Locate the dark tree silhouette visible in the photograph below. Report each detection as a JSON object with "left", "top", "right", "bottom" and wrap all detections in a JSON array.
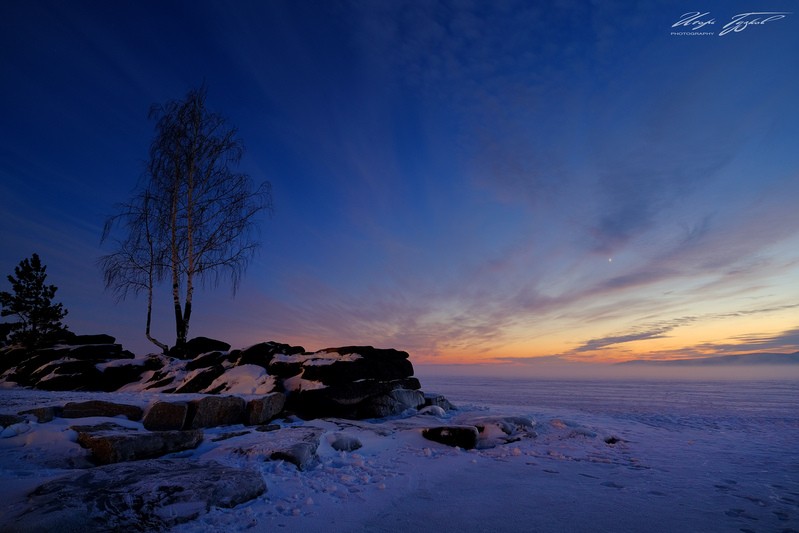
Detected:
[
  {"left": 1, "top": 253, "right": 68, "bottom": 347},
  {"left": 100, "top": 189, "right": 168, "bottom": 353},
  {"left": 101, "top": 86, "right": 272, "bottom": 353}
]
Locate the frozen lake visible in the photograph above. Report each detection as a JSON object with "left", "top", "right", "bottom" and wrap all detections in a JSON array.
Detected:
[{"left": 2, "top": 377, "right": 798, "bottom": 532}]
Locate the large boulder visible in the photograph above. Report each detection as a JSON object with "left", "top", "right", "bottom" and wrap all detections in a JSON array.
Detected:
[
  {"left": 460, "top": 415, "right": 537, "bottom": 449},
  {"left": 73, "top": 422, "right": 203, "bottom": 464},
  {"left": 186, "top": 351, "right": 228, "bottom": 371},
  {"left": 300, "top": 346, "right": 413, "bottom": 385},
  {"left": 272, "top": 346, "right": 423, "bottom": 420},
  {"left": 29, "top": 360, "right": 105, "bottom": 391},
  {"left": 289, "top": 377, "right": 421, "bottom": 419},
  {"left": 170, "top": 336, "right": 231, "bottom": 359},
  {"left": 424, "top": 392, "right": 456, "bottom": 411},
  {"left": 187, "top": 395, "right": 246, "bottom": 428},
  {"left": 174, "top": 365, "right": 226, "bottom": 393},
  {"left": 62, "top": 344, "right": 131, "bottom": 361},
  {"left": 0, "top": 414, "right": 26, "bottom": 428},
  {"left": 202, "top": 365, "right": 278, "bottom": 395},
  {"left": 6, "top": 459, "right": 266, "bottom": 532},
  {"left": 143, "top": 401, "right": 190, "bottom": 431},
  {"left": 422, "top": 425, "right": 479, "bottom": 450},
  {"left": 99, "top": 356, "right": 164, "bottom": 392},
  {"left": 67, "top": 333, "right": 116, "bottom": 345},
  {"left": 245, "top": 392, "right": 286, "bottom": 425},
  {"left": 236, "top": 341, "right": 305, "bottom": 368},
  {"left": 358, "top": 388, "right": 426, "bottom": 418}
]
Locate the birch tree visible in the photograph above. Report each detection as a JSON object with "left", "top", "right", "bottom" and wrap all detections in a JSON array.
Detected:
[{"left": 101, "top": 86, "right": 272, "bottom": 353}]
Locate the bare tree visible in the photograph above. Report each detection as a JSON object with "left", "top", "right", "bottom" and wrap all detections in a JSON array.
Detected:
[
  {"left": 100, "top": 189, "right": 168, "bottom": 353},
  {"left": 101, "top": 86, "right": 272, "bottom": 353}
]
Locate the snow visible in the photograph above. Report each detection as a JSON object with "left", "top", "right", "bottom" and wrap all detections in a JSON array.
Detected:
[
  {"left": 204, "top": 364, "right": 276, "bottom": 395},
  {"left": 272, "top": 351, "right": 363, "bottom": 365},
  {"left": 1, "top": 378, "right": 798, "bottom": 532},
  {"left": 95, "top": 357, "right": 148, "bottom": 370},
  {"left": 283, "top": 373, "right": 328, "bottom": 392}
]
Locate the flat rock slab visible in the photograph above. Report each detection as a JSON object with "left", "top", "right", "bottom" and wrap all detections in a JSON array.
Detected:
[
  {"left": 73, "top": 423, "right": 203, "bottom": 464},
  {"left": 5, "top": 459, "right": 266, "bottom": 532},
  {"left": 61, "top": 400, "right": 143, "bottom": 421}
]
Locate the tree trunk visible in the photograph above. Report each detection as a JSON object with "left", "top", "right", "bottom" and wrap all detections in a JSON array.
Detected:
[
  {"left": 145, "top": 298, "right": 168, "bottom": 354},
  {"left": 170, "top": 165, "right": 184, "bottom": 349},
  {"left": 144, "top": 192, "right": 168, "bottom": 354}
]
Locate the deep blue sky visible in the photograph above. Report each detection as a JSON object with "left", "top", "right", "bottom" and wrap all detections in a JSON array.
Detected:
[{"left": 2, "top": 0, "right": 798, "bottom": 363}]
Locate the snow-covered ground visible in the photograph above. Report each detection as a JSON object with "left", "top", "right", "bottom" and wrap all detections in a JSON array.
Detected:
[{"left": 1, "top": 377, "right": 798, "bottom": 532}]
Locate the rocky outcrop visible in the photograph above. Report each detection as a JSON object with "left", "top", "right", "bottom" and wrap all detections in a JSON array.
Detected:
[
  {"left": 1, "top": 335, "right": 453, "bottom": 422},
  {"left": 72, "top": 422, "right": 203, "bottom": 464},
  {"left": 0, "top": 333, "right": 158, "bottom": 392},
  {"left": 236, "top": 341, "right": 304, "bottom": 368},
  {"left": 8, "top": 459, "right": 266, "bottom": 532}
]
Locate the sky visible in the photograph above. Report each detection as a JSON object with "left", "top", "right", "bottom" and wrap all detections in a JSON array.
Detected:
[{"left": 1, "top": 0, "right": 798, "bottom": 366}]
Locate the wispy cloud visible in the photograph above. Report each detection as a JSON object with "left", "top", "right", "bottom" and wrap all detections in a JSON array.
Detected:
[{"left": 574, "top": 317, "right": 697, "bottom": 352}]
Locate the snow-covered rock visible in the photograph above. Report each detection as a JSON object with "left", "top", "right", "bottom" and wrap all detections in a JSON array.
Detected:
[
  {"left": 422, "top": 425, "right": 480, "bottom": 449},
  {"left": 222, "top": 426, "right": 323, "bottom": 471},
  {"left": 327, "top": 432, "right": 363, "bottom": 452},
  {"left": 72, "top": 422, "right": 203, "bottom": 464},
  {"left": 7, "top": 459, "right": 266, "bottom": 531}
]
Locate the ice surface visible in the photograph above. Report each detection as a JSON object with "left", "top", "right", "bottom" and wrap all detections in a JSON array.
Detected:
[{"left": 1, "top": 378, "right": 798, "bottom": 532}]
